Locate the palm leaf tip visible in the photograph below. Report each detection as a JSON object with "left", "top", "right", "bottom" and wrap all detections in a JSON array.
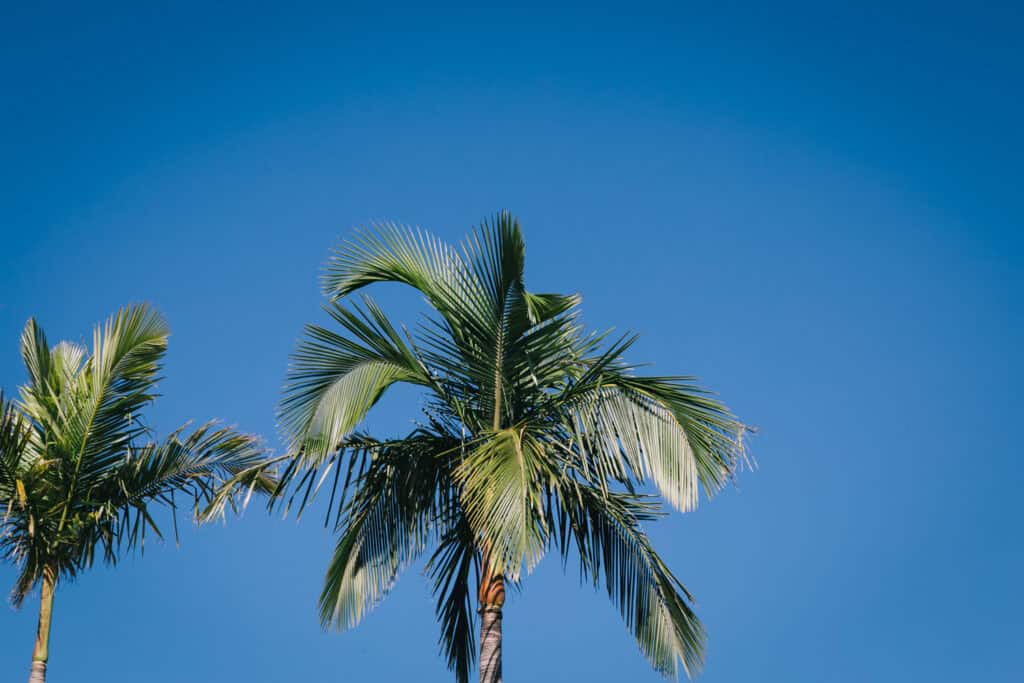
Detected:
[{"left": 184, "top": 428, "right": 279, "bottom": 522}]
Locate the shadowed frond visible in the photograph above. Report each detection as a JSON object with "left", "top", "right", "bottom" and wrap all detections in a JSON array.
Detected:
[
  {"left": 427, "top": 520, "right": 478, "bottom": 683},
  {"left": 108, "top": 422, "right": 275, "bottom": 531},
  {"left": 557, "top": 482, "right": 706, "bottom": 677},
  {"left": 0, "top": 392, "right": 31, "bottom": 501},
  {"left": 319, "top": 431, "right": 459, "bottom": 629}
]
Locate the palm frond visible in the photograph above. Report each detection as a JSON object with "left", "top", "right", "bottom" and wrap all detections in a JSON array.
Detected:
[
  {"left": 319, "top": 431, "right": 459, "bottom": 629},
  {"left": 112, "top": 422, "right": 273, "bottom": 527},
  {"left": 322, "top": 221, "right": 493, "bottom": 357},
  {"left": 55, "top": 305, "right": 168, "bottom": 500},
  {"left": 426, "top": 520, "right": 478, "bottom": 683},
  {"left": 455, "top": 428, "right": 552, "bottom": 579},
  {"left": 279, "top": 298, "right": 433, "bottom": 463},
  {"left": 323, "top": 222, "right": 469, "bottom": 305},
  {"left": 549, "top": 345, "right": 749, "bottom": 512},
  {"left": 0, "top": 392, "right": 30, "bottom": 503},
  {"left": 557, "top": 481, "right": 706, "bottom": 678},
  {"left": 601, "top": 373, "right": 750, "bottom": 504},
  {"left": 18, "top": 318, "right": 53, "bottom": 396}
]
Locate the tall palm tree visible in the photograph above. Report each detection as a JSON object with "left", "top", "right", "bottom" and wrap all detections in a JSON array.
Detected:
[
  {"left": 275, "top": 213, "right": 750, "bottom": 682},
  {"left": 0, "top": 304, "right": 274, "bottom": 683}
]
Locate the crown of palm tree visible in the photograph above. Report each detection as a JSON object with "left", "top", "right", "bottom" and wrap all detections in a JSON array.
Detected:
[
  {"left": 275, "top": 212, "right": 750, "bottom": 681},
  {"left": 0, "top": 304, "right": 274, "bottom": 606}
]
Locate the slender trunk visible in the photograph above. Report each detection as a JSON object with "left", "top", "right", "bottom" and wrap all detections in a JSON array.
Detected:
[
  {"left": 479, "top": 605, "right": 502, "bottom": 683},
  {"left": 478, "top": 548, "right": 505, "bottom": 683},
  {"left": 28, "top": 567, "right": 55, "bottom": 683},
  {"left": 28, "top": 661, "right": 46, "bottom": 683},
  {"left": 481, "top": 364, "right": 505, "bottom": 682}
]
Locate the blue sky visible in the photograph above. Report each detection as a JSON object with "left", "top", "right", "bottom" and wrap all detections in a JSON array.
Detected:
[{"left": 1, "top": 2, "right": 1021, "bottom": 681}]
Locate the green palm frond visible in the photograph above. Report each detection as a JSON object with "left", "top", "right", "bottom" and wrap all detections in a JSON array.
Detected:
[
  {"left": 323, "top": 222, "right": 471, "bottom": 307},
  {"left": 14, "top": 305, "right": 170, "bottom": 528},
  {"left": 557, "top": 482, "right": 705, "bottom": 678},
  {"left": 318, "top": 430, "right": 459, "bottom": 629},
  {"left": 62, "top": 305, "right": 167, "bottom": 485},
  {"left": 599, "top": 373, "right": 750, "bottom": 502},
  {"left": 279, "top": 298, "right": 434, "bottom": 463},
  {"left": 0, "top": 392, "right": 42, "bottom": 606},
  {"left": 546, "top": 343, "right": 749, "bottom": 512},
  {"left": 0, "top": 392, "right": 30, "bottom": 501},
  {"left": 454, "top": 428, "right": 551, "bottom": 579},
  {"left": 110, "top": 422, "right": 274, "bottom": 530}
]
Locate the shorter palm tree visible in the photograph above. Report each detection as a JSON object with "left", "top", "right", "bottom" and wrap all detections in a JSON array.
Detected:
[{"left": 0, "top": 304, "right": 274, "bottom": 683}]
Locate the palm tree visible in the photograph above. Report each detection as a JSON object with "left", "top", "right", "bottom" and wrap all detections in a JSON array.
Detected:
[
  {"left": 0, "top": 304, "right": 274, "bottom": 683},
  {"left": 275, "top": 213, "right": 750, "bottom": 682}
]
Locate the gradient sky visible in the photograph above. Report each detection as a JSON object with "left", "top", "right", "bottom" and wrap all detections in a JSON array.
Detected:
[{"left": 1, "top": 3, "right": 1021, "bottom": 682}]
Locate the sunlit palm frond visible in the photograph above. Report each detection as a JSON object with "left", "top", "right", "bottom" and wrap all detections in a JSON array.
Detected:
[
  {"left": 37, "top": 305, "right": 169, "bottom": 504},
  {"left": 323, "top": 221, "right": 467, "bottom": 303},
  {"left": 455, "top": 427, "right": 552, "bottom": 579},
  {"left": 74, "top": 305, "right": 167, "bottom": 480},
  {"left": 18, "top": 319, "right": 53, "bottom": 396},
  {"left": 279, "top": 298, "right": 434, "bottom": 463},
  {"left": 322, "top": 221, "right": 491, "bottom": 353},
  {"left": 601, "top": 373, "right": 749, "bottom": 504},
  {"left": 551, "top": 344, "right": 749, "bottom": 512}
]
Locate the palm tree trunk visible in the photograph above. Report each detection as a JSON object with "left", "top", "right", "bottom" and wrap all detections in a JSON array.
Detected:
[
  {"left": 478, "top": 549, "right": 505, "bottom": 683},
  {"left": 28, "top": 567, "right": 56, "bottom": 683},
  {"left": 479, "top": 604, "right": 503, "bottom": 683},
  {"left": 481, "top": 379, "right": 506, "bottom": 682}
]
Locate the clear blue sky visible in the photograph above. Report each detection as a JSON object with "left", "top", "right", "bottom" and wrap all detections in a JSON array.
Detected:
[{"left": 2, "top": 2, "right": 1021, "bottom": 681}]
